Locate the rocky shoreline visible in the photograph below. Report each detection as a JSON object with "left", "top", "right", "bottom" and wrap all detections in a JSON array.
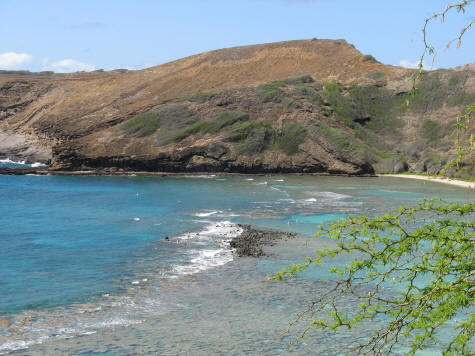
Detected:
[
  {"left": 0, "top": 167, "right": 49, "bottom": 175},
  {"left": 230, "top": 224, "right": 298, "bottom": 257},
  {"left": 0, "top": 167, "right": 375, "bottom": 177}
]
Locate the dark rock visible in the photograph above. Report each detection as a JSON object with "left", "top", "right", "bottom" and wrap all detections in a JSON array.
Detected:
[
  {"left": 353, "top": 116, "right": 371, "bottom": 125},
  {"left": 393, "top": 161, "right": 408, "bottom": 173},
  {"left": 374, "top": 157, "right": 407, "bottom": 174},
  {"left": 230, "top": 225, "right": 297, "bottom": 257},
  {"left": 414, "top": 161, "right": 427, "bottom": 173},
  {"left": 0, "top": 167, "right": 48, "bottom": 175},
  {"left": 427, "top": 167, "right": 441, "bottom": 175},
  {"left": 205, "top": 142, "right": 229, "bottom": 160}
]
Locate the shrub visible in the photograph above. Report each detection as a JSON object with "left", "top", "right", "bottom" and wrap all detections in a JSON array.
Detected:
[
  {"left": 316, "top": 84, "right": 406, "bottom": 138},
  {"left": 257, "top": 81, "right": 286, "bottom": 103},
  {"left": 276, "top": 122, "right": 307, "bottom": 155},
  {"left": 225, "top": 120, "right": 269, "bottom": 142},
  {"left": 224, "top": 120, "right": 275, "bottom": 155},
  {"left": 312, "top": 93, "right": 325, "bottom": 106},
  {"left": 353, "top": 126, "right": 392, "bottom": 152},
  {"left": 154, "top": 104, "right": 197, "bottom": 145},
  {"left": 453, "top": 164, "right": 475, "bottom": 181},
  {"left": 446, "top": 92, "right": 475, "bottom": 107},
  {"left": 365, "top": 71, "right": 386, "bottom": 80},
  {"left": 173, "top": 121, "right": 220, "bottom": 142},
  {"left": 181, "top": 92, "right": 216, "bottom": 103},
  {"left": 408, "top": 73, "right": 448, "bottom": 113},
  {"left": 448, "top": 73, "right": 467, "bottom": 88},
  {"left": 347, "top": 85, "right": 406, "bottom": 134},
  {"left": 212, "top": 110, "right": 249, "bottom": 129},
  {"left": 293, "top": 85, "right": 315, "bottom": 98},
  {"left": 317, "top": 123, "right": 382, "bottom": 163},
  {"left": 235, "top": 126, "right": 274, "bottom": 155},
  {"left": 362, "top": 54, "right": 379, "bottom": 63},
  {"left": 421, "top": 118, "right": 442, "bottom": 141},
  {"left": 408, "top": 72, "right": 474, "bottom": 112},
  {"left": 282, "top": 97, "right": 300, "bottom": 109},
  {"left": 120, "top": 112, "right": 161, "bottom": 137},
  {"left": 283, "top": 74, "right": 314, "bottom": 85},
  {"left": 324, "top": 82, "right": 341, "bottom": 93},
  {"left": 172, "top": 110, "right": 250, "bottom": 143},
  {"left": 313, "top": 82, "right": 324, "bottom": 91}
]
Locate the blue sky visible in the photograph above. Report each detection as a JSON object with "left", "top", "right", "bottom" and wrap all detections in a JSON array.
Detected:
[{"left": 0, "top": 0, "right": 473, "bottom": 72}]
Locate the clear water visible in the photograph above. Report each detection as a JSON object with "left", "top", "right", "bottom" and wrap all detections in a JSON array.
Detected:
[{"left": 0, "top": 174, "right": 472, "bottom": 355}]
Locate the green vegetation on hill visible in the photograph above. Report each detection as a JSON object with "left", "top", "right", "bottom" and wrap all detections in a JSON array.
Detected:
[
  {"left": 179, "top": 92, "right": 216, "bottom": 103},
  {"left": 121, "top": 104, "right": 196, "bottom": 140},
  {"left": 153, "top": 104, "right": 197, "bottom": 145},
  {"left": 362, "top": 54, "right": 379, "bottom": 63},
  {"left": 275, "top": 122, "right": 307, "bottom": 155},
  {"left": 227, "top": 120, "right": 275, "bottom": 155},
  {"left": 172, "top": 110, "right": 250, "bottom": 142},
  {"left": 120, "top": 112, "right": 161, "bottom": 137},
  {"left": 121, "top": 72, "right": 473, "bottom": 177},
  {"left": 365, "top": 71, "right": 386, "bottom": 80},
  {"left": 282, "top": 74, "right": 314, "bottom": 85},
  {"left": 408, "top": 71, "right": 475, "bottom": 112},
  {"left": 257, "top": 81, "right": 285, "bottom": 103},
  {"left": 319, "top": 82, "right": 406, "bottom": 135},
  {"left": 421, "top": 118, "right": 443, "bottom": 141},
  {"left": 314, "top": 122, "right": 383, "bottom": 163}
]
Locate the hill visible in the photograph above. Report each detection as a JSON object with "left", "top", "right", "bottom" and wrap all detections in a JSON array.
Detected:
[{"left": 0, "top": 39, "right": 473, "bottom": 177}]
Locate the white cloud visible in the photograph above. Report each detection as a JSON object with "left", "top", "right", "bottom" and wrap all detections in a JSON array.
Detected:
[
  {"left": 399, "top": 59, "right": 434, "bottom": 70},
  {"left": 50, "top": 59, "right": 95, "bottom": 73},
  {"left": 0, "top": 52, "right": 33, "bottom": 70}
]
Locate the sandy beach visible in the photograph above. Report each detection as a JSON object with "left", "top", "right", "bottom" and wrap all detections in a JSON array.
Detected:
[{"left": 379, "top": 174, "right": 475, "bottom": 189}]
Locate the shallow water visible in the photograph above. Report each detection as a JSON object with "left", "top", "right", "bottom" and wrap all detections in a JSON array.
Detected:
[{"left": 0, "top": 175, "right": 472, "bottom": 354}]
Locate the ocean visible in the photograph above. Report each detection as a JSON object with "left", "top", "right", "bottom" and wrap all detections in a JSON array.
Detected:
[{"left": 0, "top": 173, "right": 472, "bottom": 355}]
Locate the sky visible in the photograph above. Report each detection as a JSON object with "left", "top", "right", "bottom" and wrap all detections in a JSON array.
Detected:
[{"left": 0, "top": 0, "right": 474, "bottom": 73}]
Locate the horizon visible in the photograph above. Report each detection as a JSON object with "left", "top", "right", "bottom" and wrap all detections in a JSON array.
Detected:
[{"left": 0, "top": 0, "right": 474, "bottom": 73}]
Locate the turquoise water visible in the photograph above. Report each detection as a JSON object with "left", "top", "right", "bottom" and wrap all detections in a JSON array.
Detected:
[{"left": 0, "top": 174, "right": 472, "bottom": 354}]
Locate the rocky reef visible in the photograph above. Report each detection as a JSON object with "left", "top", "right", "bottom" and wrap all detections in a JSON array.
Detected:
[{"left": 230, "top": 225, "right": 297, "bottom": 257}]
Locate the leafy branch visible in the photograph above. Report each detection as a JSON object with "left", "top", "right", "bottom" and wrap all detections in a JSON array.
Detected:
[
  {"left": 446, "top": 105, "right": 475, "bottom": 170},
  {"left": 271, "top": 199, "right": 475, "bottom": 355},
  {"left": 413, "top": 0, "right": 474, "bottom": 88}
]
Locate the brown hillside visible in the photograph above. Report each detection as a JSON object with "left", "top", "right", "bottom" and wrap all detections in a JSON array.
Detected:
[
  {"left": 0, "top": 39, "right": 473, "bottom": 177},
  {"left": 0, "top": 39, "right": 409, "bottom": 140}
]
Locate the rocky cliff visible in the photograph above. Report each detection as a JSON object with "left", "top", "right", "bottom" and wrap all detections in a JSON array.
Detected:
[{"left": 0, "top": 39, "right": 473, "bottom": 177}]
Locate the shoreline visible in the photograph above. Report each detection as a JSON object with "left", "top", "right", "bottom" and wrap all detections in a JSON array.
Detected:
[
  {"left": 379, "top": 174, "right": 475, "bottom": 189},
  {"left": 0, "top": 167, "right": 375, "bottom": 177},
  {"left": 2, "top": 168, "right": 474, "bottom": 190}
]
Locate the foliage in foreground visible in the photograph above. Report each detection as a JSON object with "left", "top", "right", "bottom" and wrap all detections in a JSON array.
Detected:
[{"left": 272, "top": 199, "right": 474, "bottom": 355}]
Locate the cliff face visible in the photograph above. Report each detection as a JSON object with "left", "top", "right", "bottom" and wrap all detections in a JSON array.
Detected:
[{"left": 0, "top": 39, "right": 473, "bottom": 176}]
